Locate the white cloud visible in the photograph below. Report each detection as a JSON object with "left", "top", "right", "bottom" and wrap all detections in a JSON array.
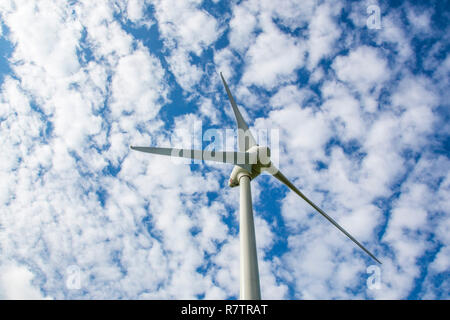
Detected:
[
  {"left": 375, "top": 11, "right": 413, "bottom": 64},
  {"left": 228, "top": 4, "right": 258, "bottom": 53},
  {"left": 122, "top": 0, "right": 154, "bottom": 27},
  {"left": 269, "top": 85, "right": 314, "bottom": 111},
  {"left": 430, "top": 246, "right": 450, "bottom": 274},
  {"left": 110, "top": 46, "right": 168, "bottom": 120},
  {"left": 322, "top": 80, "right": 366, "bottom": 141},
  {"left": 0, "top": 264, "right": 51, "bottom": 299},
  {"left": 391, "top": 75, "right": 438, "bottom": 150},
  {"left": 213, "top": 48, "right": 237, "bottom": 80},
  {"left": 270, "top": 0, "right": 316, "bottom": 29},
  {"left": 332, "top": 45, "right": 389, "bottom": 98},
  {"left": 127, "top": 0, "right": 146, "bottom": 21},
  {"left": 360, "top": 115, "right": 406, "bottom": 197},
  {"left": 371, "top": 156, "right": 448, "bottom": 299},
  {"left": 165, "top": 49, "right": 203, "bottom": 91},
  {"left": 198, "top": 97, "right": 220, "bottom": 124},
  {"left": 3, "top": 0, "right": 82, "bottom": 78},
  {"left": 152, "top": 0, "right": 219, "bottom": 55},
  {"left": 406, "top": 5, "right": 432, "bottom": 34},
  {"left": 151, "top": 0, "right": 220, "bottom": 91},
  {"left": 306, "top": 2, "right": 342, "bottom": 69},
  {"left": 241, "top": 23, "right": 305, "bottom": 89}
]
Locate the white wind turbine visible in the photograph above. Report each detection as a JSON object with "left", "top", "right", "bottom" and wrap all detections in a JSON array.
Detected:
[{"left": 130, "top": 73, "right": 381, "bottom": 300}]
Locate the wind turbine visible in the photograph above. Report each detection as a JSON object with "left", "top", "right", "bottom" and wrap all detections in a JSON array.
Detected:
[{"left": 130, "top": 73, "right": 381, "bottom": 300}]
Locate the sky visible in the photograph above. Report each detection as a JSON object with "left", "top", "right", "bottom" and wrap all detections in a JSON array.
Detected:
[{"left": 0, "top": 0, "right": 449, "bottom": 300}]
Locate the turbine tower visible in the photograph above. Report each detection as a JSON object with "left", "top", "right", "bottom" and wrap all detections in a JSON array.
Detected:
[{"left": 130, "top": 73, "right": 381, "bottom": 300}]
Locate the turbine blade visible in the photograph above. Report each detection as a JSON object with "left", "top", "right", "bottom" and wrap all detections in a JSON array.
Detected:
[
  {"left": 272, "top": 169, "right": 381, "bottom": 264},
  {"left": 130, "top": 146, "right": 253, "bottom": 167},
  {"left": 220, "top": 72, "right": 257, "bottom": 152}
]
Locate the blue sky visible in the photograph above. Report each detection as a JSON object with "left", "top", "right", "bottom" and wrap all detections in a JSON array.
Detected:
[{"left": 0, "top": 0, "right": 449, "bottom": 299}]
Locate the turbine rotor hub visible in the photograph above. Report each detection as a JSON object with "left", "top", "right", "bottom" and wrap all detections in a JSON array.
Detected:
[{"left": 228, "top": 145, "right": 272, "bottom": 188}]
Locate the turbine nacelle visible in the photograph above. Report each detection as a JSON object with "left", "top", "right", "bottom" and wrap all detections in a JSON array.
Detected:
[
  {"left": 253, "top": 145, "right": 271, "bottom": 165},
  {"left": 228, "top": 145, "right": 272, "bottom": 188}
]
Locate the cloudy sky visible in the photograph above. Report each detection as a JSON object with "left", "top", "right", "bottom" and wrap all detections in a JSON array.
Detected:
[{"left": 0, "top": 0, "right": 449, "bottom": 299}]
